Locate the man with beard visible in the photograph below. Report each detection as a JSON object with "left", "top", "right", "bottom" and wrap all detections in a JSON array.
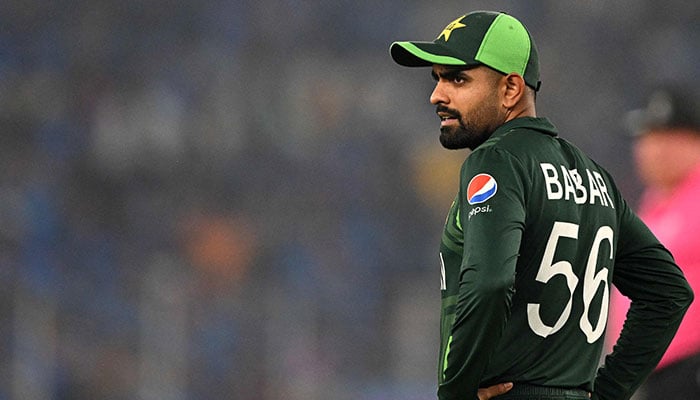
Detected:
[{"left": 389, "top": 10, "right": 693, "bottom": 400}]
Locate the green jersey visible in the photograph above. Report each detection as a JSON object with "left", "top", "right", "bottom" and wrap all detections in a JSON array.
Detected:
[{"left": 437, "top": 117, "right": 693, "bottom": 400}]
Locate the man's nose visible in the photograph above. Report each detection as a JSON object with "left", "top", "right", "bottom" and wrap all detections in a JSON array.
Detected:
[{"left": 430, "top": 82, "right": 448, "bottom": 105}]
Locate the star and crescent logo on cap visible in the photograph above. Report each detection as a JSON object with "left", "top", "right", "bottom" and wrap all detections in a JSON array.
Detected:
[{"left": 437, "top": 16, "right": 466, "bottom": 41}]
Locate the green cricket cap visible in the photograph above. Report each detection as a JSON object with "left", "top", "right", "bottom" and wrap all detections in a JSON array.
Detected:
[{"left": 390, "top": 11, "right": 541, "bottom": 91}]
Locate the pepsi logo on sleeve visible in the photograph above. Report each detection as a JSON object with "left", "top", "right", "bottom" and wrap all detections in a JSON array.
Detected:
[{"left": 467, "top": 173, "right": 497, "bottom": 205}]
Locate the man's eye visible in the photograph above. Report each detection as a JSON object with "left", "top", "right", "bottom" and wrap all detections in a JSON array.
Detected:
[{"left": 452, "top": 76, "right": 465, "bottom": 84}]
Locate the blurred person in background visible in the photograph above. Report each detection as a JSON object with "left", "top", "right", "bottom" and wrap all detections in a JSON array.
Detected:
[{"left": 609, "top": 85, "right": 700, "bottom": 400}]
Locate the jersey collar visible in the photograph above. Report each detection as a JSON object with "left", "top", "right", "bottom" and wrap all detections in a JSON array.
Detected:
[{"left": 493, "top": 116, "right": 558, "bottom": 138}]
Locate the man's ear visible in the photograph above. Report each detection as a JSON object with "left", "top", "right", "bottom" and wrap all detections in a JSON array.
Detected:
[{"left": 502, "top": 73, "right": 526, "bottom": 109}]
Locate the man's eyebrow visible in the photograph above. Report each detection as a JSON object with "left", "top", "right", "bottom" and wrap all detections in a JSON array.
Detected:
[{"left": 431, "top": 67, "right": 471, "bottom": 81}]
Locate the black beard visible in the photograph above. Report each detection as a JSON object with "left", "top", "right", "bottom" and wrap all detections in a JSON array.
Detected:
[{"left": 438, "top": 108, "right": 494, "bottom": 150}]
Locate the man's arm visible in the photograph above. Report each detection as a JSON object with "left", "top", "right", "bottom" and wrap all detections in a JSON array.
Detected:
[
  {"left": 438, "top": 150, "right": 526, "bottom": 400},
  {"left": 594, "top": 205, "right": 693, "bottom": 400}
]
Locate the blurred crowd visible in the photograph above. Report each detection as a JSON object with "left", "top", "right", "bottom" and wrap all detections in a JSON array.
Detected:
[{"left": 0, "top": 1, "right": 697, "bottom": 399}]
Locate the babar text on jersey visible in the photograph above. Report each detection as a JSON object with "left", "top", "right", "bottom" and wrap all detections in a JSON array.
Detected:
[{"left": 540, "top": 162, "right": 615, "bottom": 208}]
